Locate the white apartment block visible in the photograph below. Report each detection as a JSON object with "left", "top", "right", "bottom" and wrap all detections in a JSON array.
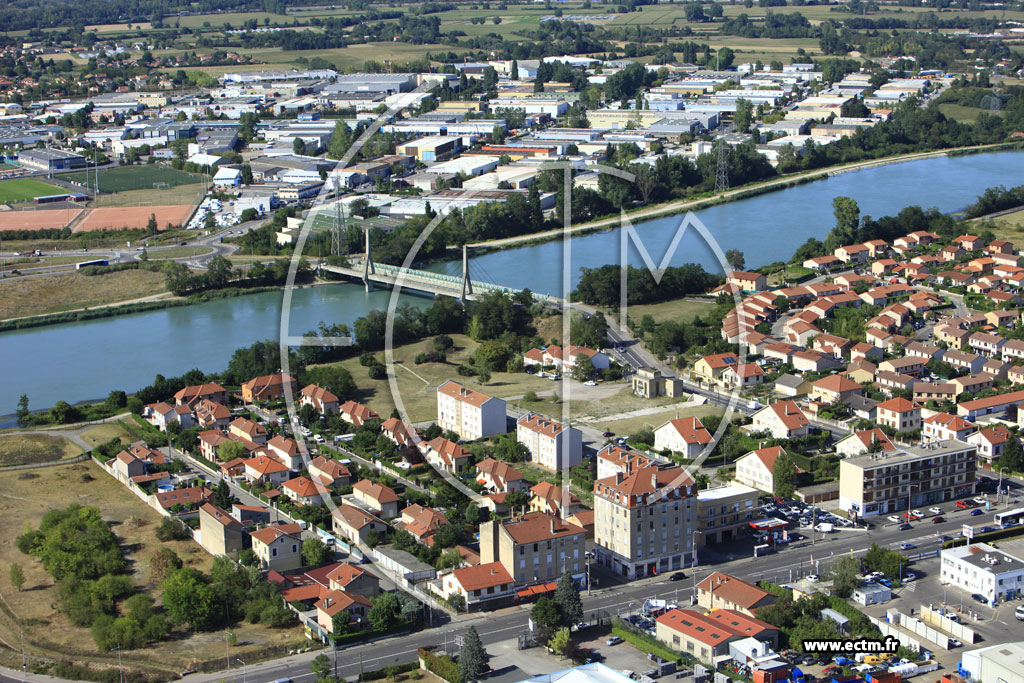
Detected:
[
  {"left": 436, "top": 380, "right": 507, "bottom": 440},
  {"left": 593, "top": 465, "right": 696, "bottom": 580},
  {"left": 516, "top": 412, "right": 583, "bottom": 472},
  {"left": 940, "top": 543, "right": 1024, "bottom": 605}
]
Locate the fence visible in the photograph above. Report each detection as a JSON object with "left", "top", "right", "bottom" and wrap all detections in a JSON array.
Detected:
[
  {"left": 920, "top": 604, "right": 977, "bottom": 644},
  {"left": 893, "top": 610, "right": 953, "bottom": 650},
  {"left": 0, "top": 452, "right": 90, "bottom": 472},
  {"left": 868, "top": 614, "right": 924, "bottom": 653},
  {"left": 314, "top": 524, "right": 366, "bottom": 563}
]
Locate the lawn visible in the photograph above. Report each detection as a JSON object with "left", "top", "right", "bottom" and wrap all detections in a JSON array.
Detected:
[
  {"left": 59, "top": 166, "right": 205, "bottom": 194},
  {"left": 938, "top": 103, "right": 1003, "bottom": 124},
  {"left": 619, "top": 298, "right": 716, "bottom": 326},
  {"left": 0, "top": 461, "right": 304, "bottom": 676},
  {"left": 146, "top": 245, "right": 215, "bottom": 259},
  {"left": 595, "top": 401, "right": 725, "bottom": 437},
  {"left": 0, "top": 433, "right": 82, "bottom": 466},
  {"left": 0, "top": 269, "right": 170, "bottom": 321},
  {"left": 0, "top": 178, "right": 67, "bottom": 204},
  {"left": 974, "top": 208, "right": 1024, "bottom": 249},
  {"left": 79, "top": 421, "right": 136, "bottom": 447}
]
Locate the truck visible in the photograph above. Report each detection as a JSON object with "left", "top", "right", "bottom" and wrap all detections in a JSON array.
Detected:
[{"left": 815, "top": 522, "right": 834, "bottom": 533}]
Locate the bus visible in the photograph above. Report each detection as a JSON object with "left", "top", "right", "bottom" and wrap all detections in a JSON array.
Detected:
[
  {"left": 994, "top": 507, "right": 1024, "bottom": 529},
  {"left": 76, "top": 259, "right": 108, "bottom": 270}
]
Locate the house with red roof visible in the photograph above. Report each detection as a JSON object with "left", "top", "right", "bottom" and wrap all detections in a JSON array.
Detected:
[
  {"left": 144, "top": 402, "right": 195, "bottom": 432},
  {"left": 423, "top": 437, "right": 472, "bottom": 474},
  {"left": 300, "top": 384, "right": 340, "bottom": 414},
  {"left": 653, "top": 417, "right": 712, "bottom": 457},
  {"left": 340, "top": 400, "right": 379, "bottom": 427},
  {"left": 316, "top": 590, "right": 372, "bottom": 633},
  {"left": 655, "top": 608, "right": 779, "bottom": 665},
  {"left": 174, "top": 382, "right": 228, "bottom": 407},
  {"left": 194, "top": 399, "right": 231, "bottom": 430},
  {"left": 835, "top": 429, "right": 895, "bottom": 457},
  {"left": 244, "top": 455, "right": 290, "bottom": 486},
  {"left": 241, "top": 373, "right": 297, "bottom": 403},
  {"left": 696, "top": 571, "right": 777, "bottom": 615},
  {"left": 229, "top": 417, "right": 268, "bottom": 444},
  {"left": 332, "top": 504, "right": 388, "bottom": 546},
  {"left": 397, "top": 504, "right": 450, "bottom": 545},
  {"left": 352, "top": 479, "right": 400, "bottom": 519},
  {"left": 282, "top": 476, "right": 327, "bottom": 507},
  {"left": 440, "top": 562, "right": 515, "bottom": 610},
  {"left": 267, "top": 434, "right": 304, "bottom": 471},
  {"left": 528, "top": 481, "right": 582, "bottom": 518},
  {"left": 751, "top": 401, "right": 809, "bottom": 440},
  {"left": 876, "top": 397, "right": 921, "bottom": 432},
  {"left": 475, "top": 457, "right": 527, "bottom": 493},
  {"left": 967, "top": 425, "right": 1011, "bottom": 463},
  {"left": 308, "top": 456, "right": 351, "bottom": 488},
  {"left": 734, "top": 446, "right": 786, "bottom": 494},
  {"left": 251, "top": 522, "right": 304, "bottom": 571},
  {"left": 327, "top": 563, "right": 380, "bottom": 599}
]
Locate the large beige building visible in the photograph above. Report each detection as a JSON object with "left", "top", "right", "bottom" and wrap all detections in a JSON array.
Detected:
[
  {"left": 479, "top": 512, "right": 586, "bottom": 586},
  {"left": 436, "top": 380, "right": 507, "bottom": 440},
  {"left": 516, "top": 412, "right": 583, "bottom": 472},
  {"left": 838, "top": 439, "right": 977, "bottom": 519},
  {"left": 593, "top": 464, "right": 696, "bottom": 579},
  {"left": 198, "top": 503, "right": 245, "bottom": 558}
]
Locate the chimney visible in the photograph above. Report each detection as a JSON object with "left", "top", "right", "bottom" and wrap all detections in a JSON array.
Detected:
[
  {"left": 616, "top": 472, "right": 625, "bottom": 484},
  {"left": 550, "top": 518, "right": 556, "bottom": 534}
]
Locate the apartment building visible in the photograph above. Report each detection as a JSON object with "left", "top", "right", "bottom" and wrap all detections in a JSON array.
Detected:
[
  {"left": 838, "top": 440, "right": 977, "bottom": 518},
  {"left": 479, "top": 512, "right": 586, "bottom": 586},
  {"left": 198, "top": 503, "right": 244, "bottom": 558},
  {"left": 595, "top": 444, "right": 653, "bottom": 481},
  {"left": 516, "top": 412, "right": 583, "bottom": 472},
  {"left": 695, "top": 484, "right": 759, "bottom": 546},
  {"left": 593, "top": 465, "right": 696, "bottom": 580},
  {"left": 436, "top": 380, "right": 507, "bottom": 440}
]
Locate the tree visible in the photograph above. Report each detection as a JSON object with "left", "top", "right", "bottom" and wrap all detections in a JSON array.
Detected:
[
  {"left": 553, "top": 571, "right": 583, "bottom": 626},
  {"left": 549, "top": 627, "right": 572, "bottom": 657},
  {"left": 734, "top": 98, "right": 753, "bottom": 133},
  {"left": 725, "top": 249, "right": 746, "bottom": 270},
  {"left": 293, "top": 137, "right": 306, "bottom": 155},
  {"left": 530, "top": 596, "right": 563, "bottom": 643},
  {"left": 1001, "top": 434, "right": 1023, "bottom": 473},
  {"left": 830, "top": 196, "right": 860, "bottom": 249},
  {"left": 332, "top": 609, "right": 351, "bottom": 637},
  {"left": 570, "top": 353, "right": 595, "bottom": 382},
  {"left": 16, "top": 394, "right": 30, "bottom": 426},
  {"left": 458, "top": 625, "right": 488, "bottom": 683},
  {"left": 504, "top": 489, "right": 529, "bottom": 513},
  {"left": 9, "top": 564, "right": 24, "bottom": 591},
  {"left": 368, "top": 591, "right": 402, "bottom": 631},
  {"left": 302, "top": 538, "right": 330, "bottom": 568},
  {"left": 772, "top": 451, "right": 796, "bottom": 499},
  {"left": 217, "top": 439, "right": 246, "bottom": 462},
  {"left": 149, "top": 548, "right": 182, "bottom": 582},
  {"left": 492, "top": 125, "right": 506, "bottom": 145},
  {"left": 311, "top": 654, "right": 332, "bottom": 681},
  {"left": 146, "top": 213, "right": 158, "bottom": 234},
  {"left": 213, "top": 480, "right": 232, "bottom": 510},
  {"left": 161, "top": 568, "right": 220, "bottom": 630},
  {"left": 830, "top": 555, "right": 860, "bottom": 598}
]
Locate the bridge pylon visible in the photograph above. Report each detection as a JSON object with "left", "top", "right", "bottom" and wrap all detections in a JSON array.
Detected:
[
  {"left": 460, "top": 244, "right": 473, "bottom": 303},
  {"left": 363, "top": 227, "right": 375, "bottom": 292}
]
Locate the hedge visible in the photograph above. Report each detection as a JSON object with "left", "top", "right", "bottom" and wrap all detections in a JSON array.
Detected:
[
  {"left": 943, "top": 525, "right": 1024, "bottom": 549},
  {"left": 360, "top": 661, "right": 418, "bottom": 681},
  {"left": 418, "top": 647, "right": 460, "bottom": 683},
  {"left": 611, "top": 621, "right": 683, "bottom": 665}
]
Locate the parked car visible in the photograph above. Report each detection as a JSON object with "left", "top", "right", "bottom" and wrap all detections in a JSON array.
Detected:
[
  {"left": 887, "top": 515, "right": 901, "bottom": 523},
  {"left": 669, "top": 572, "right": 686, "bottom": 582},
  {"left": 956, "top": 500, "right": 972, "bottom": 509},
  {"left": 973, "top": 497, "right": 988, "bottom": 505},
  {"left": 606, "top": 637, "right": 623, "bottom": 646},
  {"left": 904, "top": 571, "right": 917, "bottom": 582},
  {"left": 910, "top": 510, "right": 924, "bottom": 519},
  {"left": 971, "top": 593, "right": 988, "bottom": 604}
]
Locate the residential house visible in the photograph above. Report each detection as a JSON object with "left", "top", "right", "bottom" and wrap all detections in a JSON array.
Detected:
[
  {"left": 951, "top": 373, "right": 995, "bottom": 396},
  {"left": 595, "top": 445, "right": 653, "bottom": 481},
  {"left": 922, "top": 413, "right": 977, "bottom": 443},
  {"left": 241, "top": 373, "right": 298, "bottom": 403},
  {"left": 340, "top": 400, "right": 380, "bottom": 427},
  {"left": 655, "top": 609, "right": 779, "bottom": 666},
  {"left": 267, "top": 435, "right": 303, "bottom": 471},
  {"left": 174, "top": 382, "right": 228, "bottom": 407},
  {"left": 693, "top": 353, "right": 739, "bottom": 385},
  {"left": 440, "top": 562, "right": 515, "bottom": 610},
  {"left": 523, "top": 344, "right": 610, "bottom": 372},
  {"left": 332, "top": 503, "right": 388, "bottom": 546},
  {"left": 774, "top": 374, "right": 812, "bottom": 398},
  {"left": 528, "top": 482, "right": 582, "bottom": 518},
  {"left": 251, "top": 522, "right": 304, "bottom": 571},
  {"left": 475, "top": 457, "right": 527, "bottom": 493},
  {"left": 230, "top": 417, "right": 268, "bottom": 444},
  {"left": 282, "top": 476, "right": 327, "bottom": 507},
  {"left": 436, "top": 380, "right": 507, "bottom": 440},
  {"left": 144, "top": 402, "right": 195, "bottom": 431},
  {"left": 516, "top": 412, "right": 583, "bottom": 472},
  {"left": 835, "top": 429, "right": 895, "bottom": 457},
  {"left": 722, "top": 363, "right": 765, "bottom": 388},
  {"left": 300, "top": 384, "right": 340, "bottom": 414},
  {"left": 424, "top": 437, "right": 472, "bottom": 474},
  {"left": 308, "top": 456, "right": 351, "bottom": 488},
  {"left": 153, "top": 486, "right": 212, "bottom": 515},
  {"left": 734, "top": 447, "right": 786, "bottom": 494},
  {"left": 751, "top": 401, "right": 809, "bottom": 440},
  {"left": 968, "top": 425, "right": 1011, "bottom": 464},
  {"left": 696, "top": 571, "right": 777, "bottom": 616},
  {"left": 397, "top": 504, "right": 450, "bottom": 546},
  {"left": 878, "top": 356, "right": 926, "bottom": 377},
  {"left": 352, "top": 479, "right": 400, "bottom": 519},
  {"left": 326, "top": 563, "right": 380, "bottom": 599},
  {"left": 791, "top": 350, "right": 838, "bottom": 373},
  {"left": 875, "top": 397, "right": 922, "bottom": 432},
  {"left": 653, "top": 417, "right": 712, "bottom": 457},
  {"left": 381, "top": 418, "right": 421, "bottom": 448},
  {"left": 726, "top": 270, "right": 767, "bottom": 292},
  {"left": 810, "top": 375, "right": 863, "bottom": 404},
  {"left": 970, "top": 332, "right": 1007, "bottom": 358},
  {"left": 316, "top": 590, "right": 371, "bottom": 633},
  {"left": 198, "top": 503, "right": 244, "bottom": 558},
  {"left": 244, "top": 455, "right": 290, "bottom": 486},
  {"left": 194, "top": 399, "right": 231, "bottom": 430},
  {"left": 835, "top": 244, "right": 869, "bottom": 263}
]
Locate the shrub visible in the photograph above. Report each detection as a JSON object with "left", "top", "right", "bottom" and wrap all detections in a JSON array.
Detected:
[
  {"left": 155, "top": 517, "right": 191, "bottom": 541},
  {"left": 419, "top": 647, "right": 461, "bottom": 683}
]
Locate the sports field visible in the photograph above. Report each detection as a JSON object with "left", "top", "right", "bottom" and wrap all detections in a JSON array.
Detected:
[
  {"left": 59, "top": 165, "right": 205, "bottom": 194},
  {"left": 73, "top": 205, "right": 195, "bottom": 232},
  {"left": 0, "top": 178, "right": 67, "bottom": 204},
  {"left": 0, "top": 208, "right": 82, "bottom": 231}
]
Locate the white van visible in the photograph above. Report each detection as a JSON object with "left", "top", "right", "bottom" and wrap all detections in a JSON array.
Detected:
[{"left": 1015, "top": 605, "right": 1024, "bottom": 621}]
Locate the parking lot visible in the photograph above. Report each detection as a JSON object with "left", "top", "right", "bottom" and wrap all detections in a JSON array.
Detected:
[{"left": 481, "top": 633, "right": 656, "bottom": 683}]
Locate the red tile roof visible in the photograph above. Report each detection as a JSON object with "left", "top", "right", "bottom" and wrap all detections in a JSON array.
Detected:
[{"left": 451, "top": 561, "right": 513, "bottom": 592}]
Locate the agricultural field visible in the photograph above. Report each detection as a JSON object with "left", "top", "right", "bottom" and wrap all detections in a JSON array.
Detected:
[
  {"left": 59, "top": 166, "right": 205, "bottom": 194},
  {"left": 0, "top": 433, "right": 82, "bottom": 466},
  {"left": 0, "top": 178, "right": 68, "bottom": 204},
  {"left": 0, "top": 269, "right": 170, "bottom": 321},
  {"left": 0, "top": 461, "right": 303, "bottom": 676}
]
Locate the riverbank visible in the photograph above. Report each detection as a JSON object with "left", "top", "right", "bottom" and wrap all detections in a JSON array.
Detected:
[{"left": 466, "top": 141, "right": 1023, "bottom": 253}]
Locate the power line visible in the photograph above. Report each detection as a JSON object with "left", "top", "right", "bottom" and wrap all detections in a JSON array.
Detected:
[{"left": 714, "top": 139, "right": 730, "bottom": 194}]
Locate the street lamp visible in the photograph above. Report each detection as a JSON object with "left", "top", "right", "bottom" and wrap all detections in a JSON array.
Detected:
[
  {"left": 236, "top": 658, "right": 246, "bottom": 683},
  {"left": 585, "top": 551, "right": 595, "bottom": 596},
  {"left": 110, "top": 645, "right": 123, "bottom": 683}
]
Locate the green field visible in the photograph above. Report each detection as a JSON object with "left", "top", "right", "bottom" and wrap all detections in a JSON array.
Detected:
[
  {"left": 58, "top": 165, "right": 205, "bottom": 194},
  {"left": 0, "top": 178, "right": 67, "bottom": 204},
  {"left": 938, "top": 103, "right": 1004, "bottom": 124}
]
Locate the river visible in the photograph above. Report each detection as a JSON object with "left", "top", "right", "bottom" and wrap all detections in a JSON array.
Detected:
[{"left": 3, "top": 149, "right": 1023, "bottom": 414}]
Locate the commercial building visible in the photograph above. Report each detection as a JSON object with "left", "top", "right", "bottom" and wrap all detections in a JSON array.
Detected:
[
  {"left": 838, "top": 440, "right": 977, "bottom": 518},
  {"left": 436, "top": 380, "right": 507, "bottom": 441},
  {"left": 960, "top": 642, "right": 1024, "bottom": 683},
  {"left": 479, "top": 512, "right": 586, "bottom": 586},
  {"left": 593, "top": 465, "right": 696, "bottom": 579},
  {"left": 516, "top": 412, "right": 583, "bottom": 472},
  {"left": 695, "top": 485, "right": 759, "bottom": 545},
  {"left": 940, "top": 543, "right": 1024, "bottom": 605},
  {"left": 18, "top": 147, "right": 87, "bottom": 172},
  {"left": 655, "top": 608, "right": 779, "bottom": 666}
]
